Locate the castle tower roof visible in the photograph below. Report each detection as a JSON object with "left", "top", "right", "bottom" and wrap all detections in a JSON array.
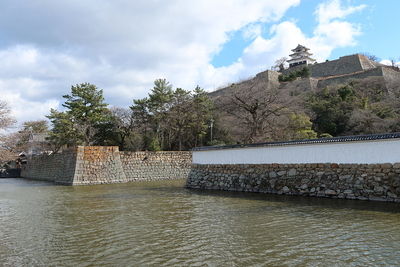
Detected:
[
  {"left": 291, "top": 44, "right": 310, "bottom": 52},
  {"left": 287, "top": 44, "right": 316, "bottom": 68}
]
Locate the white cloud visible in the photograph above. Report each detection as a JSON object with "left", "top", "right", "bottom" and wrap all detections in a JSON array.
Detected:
[
  {"left": 0, "top": 0, "right": 367, "bottom": 129},
  {"left": 312, "top": 0, "right": 366, "bottom": 51},
  {"left": 206, "top": 0, "right": 367, "bottom": 84},
  {"left": 242, "top": 23, "right": 263, "bottom": 40},
  {"left": 380, "top": 59, "right": 400, "bottom": 67},
  {"left": 0, "top": 0, "right": 302, "bottom": 126},
  {"left": 314, "top": 0, "right": 367, "bottom": 25}
]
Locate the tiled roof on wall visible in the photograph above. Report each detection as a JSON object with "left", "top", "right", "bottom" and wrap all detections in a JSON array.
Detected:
[{"left": 192, "top": 132, "right": 400, "bottom": 151}]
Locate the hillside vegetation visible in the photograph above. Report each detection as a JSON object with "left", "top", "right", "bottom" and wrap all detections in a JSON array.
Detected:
[{"left": 210, "top": 73, "right": 400, "bottom": 145}]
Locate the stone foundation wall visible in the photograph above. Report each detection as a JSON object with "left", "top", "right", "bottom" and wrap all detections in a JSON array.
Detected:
[
  {"left": 316, "top": 67, "right": 384, "bottom": 88},
  {"left": 255, "top": 70, "right": 280, "bottom": 81},
  {"left": 382, "top": 67, "right": 400, "bottom": 94},
  {"left": 72, "top": 146, "right": 127, "bottom": 185},
  {"left": 22, "top": 148, "right": 78, "bottom": 184},
  {"left": 120, "top": 151, "right": 192, "bottom": 181},
  {"left": 185, "top": 163, "right": 400, "bottom": 202},
  {"left": 281, "top": 54, "right": 380, "bottom": 78},
  {"left": 21, "top": 146, "right": 192, "bottom": 185}
]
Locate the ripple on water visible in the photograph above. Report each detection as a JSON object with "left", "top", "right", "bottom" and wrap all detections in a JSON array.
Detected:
[{"left": 0, "top": 179, "right": 399, "bottom": 266}]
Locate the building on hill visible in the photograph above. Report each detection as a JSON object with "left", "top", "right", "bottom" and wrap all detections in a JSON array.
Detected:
[
  {"left": 287, "top": 44, "right": 316, "bottom": 68},
  {"left": 208, "top": 47, "right": 400, "bottom": 99},
  {"left": 278, "top": 52, "right": 400, "bottom": 94},
  {"left": 283, "top": 43, "right": 386, "bottom": 78}
]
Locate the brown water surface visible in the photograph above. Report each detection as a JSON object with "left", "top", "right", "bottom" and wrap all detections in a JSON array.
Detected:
[{"left": 0, "top": 178, "right": 399, "bottom": 266}]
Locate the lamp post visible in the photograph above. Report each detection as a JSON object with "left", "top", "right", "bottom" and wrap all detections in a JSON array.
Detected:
[{"left": 210, "top": 119, "right": 214, "bottom": 144}]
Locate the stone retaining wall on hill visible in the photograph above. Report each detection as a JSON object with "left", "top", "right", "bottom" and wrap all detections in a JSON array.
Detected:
[
  {"left": 21, "top": 146, "right": 192, "bottom": 185},
  {"left": 185, "top": 163, "right": 400, "bottom": 202},
  {"left": 282, "top": 54, "right": 382, "bottom": 78},
  {"left": 315, "top": 67, "right": 386, "bottom": 89}
]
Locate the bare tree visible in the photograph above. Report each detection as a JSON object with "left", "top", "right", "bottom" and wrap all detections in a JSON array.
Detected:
[
  {"left": 0, "top": 132, "right": 24, "bottom": 167},
  {"left": 110, "top": 107, "right": 141, "bottom": 151},
  {"left": 0, "top": 100, "right": 16, "bottom": 130},
  {"left": 389, "top": 58, "right": 400, "bottom": 71},
  {"left": 273, "top": 57, "right": 288, "bottom": 71},
  {"left": 345, "top": 109, "right": 390, "bottom": 135},
  {"left": 220, "top": 80, "right": 292, "bottom": 143},
  {"left": 0, "top": 100, "right": 17, "bottom": 165},
  {"left": 360, "top": 52, "right": 381, "bottom": 62}
]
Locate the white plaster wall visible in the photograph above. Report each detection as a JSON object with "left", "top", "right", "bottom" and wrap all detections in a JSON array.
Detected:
[{"left": 192, "top": 139, "right": 400, "bottom": 164}]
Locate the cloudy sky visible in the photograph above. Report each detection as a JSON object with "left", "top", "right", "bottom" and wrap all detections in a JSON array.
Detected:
[{"left": 1, "top": 0, "right": 399, "bottom": 128}]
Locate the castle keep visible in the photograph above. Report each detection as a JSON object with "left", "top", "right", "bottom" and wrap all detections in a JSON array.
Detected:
[
  {"left": 287, "top": 44, "right": 316, "bottom": 68},
  {"left": 279, "top": 45, "right": 400, "bottom": 92},
  {"left": 208, "top": 46, "right": 400, "bottom": 101}
]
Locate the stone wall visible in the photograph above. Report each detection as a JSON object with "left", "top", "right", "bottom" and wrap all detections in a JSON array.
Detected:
[
  {"left": 21, "top": 146, "right": 192, "bottom": 185},
  {"left": 316, "top": 67, "right": 385, "bottom": 89},
  {"left": 280, "top": 77, "right": 319, "bottom": 92},
  {"left": 22, "top": 148, "right": 78, "bottom": 184},
  {"left": 382, "top": 67, "right": 400, "bottom": 94},
  {"left": 281, "top": 54, "right": 384, "bottom": 78},
  {"left": 255, "top": 70, "right": 280, "bottom": 81},
  {"left": 120, "top": 151, "right": 192, "bottom": 181},
  {"left": 72, "top": 146, "right": 127, "bottom": 185},
  {"left": 185, "top": 163, "right": 400, "bottom": 202}
]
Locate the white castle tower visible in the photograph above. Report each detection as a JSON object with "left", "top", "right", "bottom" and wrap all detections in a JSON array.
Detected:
[{"left": 287, "top": 44, "right": 316, "bottom": 68}]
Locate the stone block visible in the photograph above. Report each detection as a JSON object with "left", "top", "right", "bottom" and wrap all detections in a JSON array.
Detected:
[
  {"left": 277, "top": 171, "right": 287, "bottom": 176},
  {"left": 288, "top": 168, "right": 297, "bottom": 176},
  {"left": 381, "top": 163, "right": 392, "bottom": 169},
  {"left": 393, "top": 163, "right": 400, "bottom": 169},
  {"left": 325, "top": 189, "right": 337, "bottom": 195},
  {"left": 368, "top": 196, "right": 387, "bottom": 202}
]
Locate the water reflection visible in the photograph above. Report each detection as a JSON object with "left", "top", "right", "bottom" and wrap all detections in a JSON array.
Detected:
[{"left": 0, "top": 178, "right": 399, "bottom": 266}]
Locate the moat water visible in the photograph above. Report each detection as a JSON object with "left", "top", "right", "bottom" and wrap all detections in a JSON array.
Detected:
[{"left": 1, "top": 178, "right": 399, "bottom": 266}]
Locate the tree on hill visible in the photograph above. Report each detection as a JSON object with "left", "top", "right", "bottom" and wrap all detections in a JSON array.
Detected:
[
  {"left": 306, "top": 86, "right": 355, "bottom": 136},
  {"left": 360, "top": 52, "right": 380, "bottom": 62},
  {"left": 304, "top": 78, "right": 400, "bottom": 137},
  {"left": 218, "top": 80, "right": 295, "bottom": 143},
  {"left": 273, "top": 57, "right": 288, "bottom": 71},
  {"left": 278, "top": 66, "right": 311, "bottom": 82}
]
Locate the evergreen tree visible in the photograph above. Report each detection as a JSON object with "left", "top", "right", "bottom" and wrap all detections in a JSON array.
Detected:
[
  {"left": 130, "top": 80, "right": 216, "bottom": 151},
  {"left": 148, "top": 79, "right": 174, "bottom": 150},
  {"left": 46, "top": 109, "right": 76, "bottom": 151},
  {"left": 191, "top": 86, "right": 215, "bottom": 147},
  {"left": 47, "top": 83, "right": 109, "bottom": 148}
]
